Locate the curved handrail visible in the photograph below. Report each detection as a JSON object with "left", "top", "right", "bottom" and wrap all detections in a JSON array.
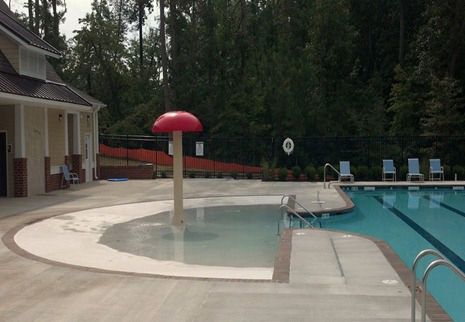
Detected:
[
  {"left": 421, "top": 259, "right": 465, "bottom": 322},
  {"left": 410, "top": 249, "right": 445, "bottom": 321},
  {"left": 281, "top": 195, "right": 321, "bottom": 228},
  {"left": 324, "top": 163, "right": 340, "bottom": 189},
  {"left": 280, "top": 204, "right": 314, "bottom": 229}
]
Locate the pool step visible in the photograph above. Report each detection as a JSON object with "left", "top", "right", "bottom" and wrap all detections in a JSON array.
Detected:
[
  {"left": 289, "top": 230, "right": 404, "bottom": 288},
  {"left": 289, "top": 230, "right": 344, "bottom": 284}
]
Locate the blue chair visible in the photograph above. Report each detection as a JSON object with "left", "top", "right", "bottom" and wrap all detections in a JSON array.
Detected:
[
  {"left": 382, "top": 159, "right": 396, "bottom": 181},
  {"left": 429, "top": 159, "right": 444, "bottom": 181},
  {"left": 407, "top": 158, "right": 424, "bottom": 182},
  {"left": 339, "top": 161, "right": 354, "bottom": 182},
  {"left": 61, "top": 164, "right": 79, "bottom": 187}
]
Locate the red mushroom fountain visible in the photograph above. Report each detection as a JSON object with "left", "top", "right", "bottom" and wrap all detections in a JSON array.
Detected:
[{"left": 152, "top": 111, "right": 203, "bottom": 225}]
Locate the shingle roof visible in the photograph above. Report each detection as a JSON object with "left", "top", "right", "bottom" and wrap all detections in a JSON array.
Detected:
[
  {"left": 0, "top": 52, "right": 90, "bottom": 106},
  {"left": 0, "top": 49, "right": 15, "bottom": 74},
  {"left": 0, "top": 71, "right": 92, "bottom": 106},
  {"left": 0, "top": 2, "right": 61, "bottom": 56},
  {"left": 68, "top": 85, "right": 106, "bottom": 107},
  {"left": 45, "top": 61, "right": 64, "bottom": 83}
]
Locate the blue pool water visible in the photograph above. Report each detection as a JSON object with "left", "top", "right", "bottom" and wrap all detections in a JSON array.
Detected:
[{"left": 322, "top": 188, "right": 465, "bottom": 321}]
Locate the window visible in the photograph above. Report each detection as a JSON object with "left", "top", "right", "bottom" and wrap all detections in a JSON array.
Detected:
[{"left": 19, "top": 48, "right": 46, "bottom": 80}]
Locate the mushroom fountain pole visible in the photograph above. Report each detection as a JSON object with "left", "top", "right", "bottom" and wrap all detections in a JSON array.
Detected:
[{"left": 152, "top": 111, "right": 203, "bottom": 225}]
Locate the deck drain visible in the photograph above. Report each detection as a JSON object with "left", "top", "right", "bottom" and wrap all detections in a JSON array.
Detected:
[
  {"left": 342, "top": 234, "right": 352, "bottom": 238},
  {"left": 382, "top": 279, "right": 399, "bottom": 285},
  {"left": 296, "top": 232, "right": 306, "bottom": 236}
]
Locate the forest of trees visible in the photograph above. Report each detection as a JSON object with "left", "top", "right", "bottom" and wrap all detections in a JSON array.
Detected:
[{"left": 18, "top": 0, "right": 465, "bottom": 139}]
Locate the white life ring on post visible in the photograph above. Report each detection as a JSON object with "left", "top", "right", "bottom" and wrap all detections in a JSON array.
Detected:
[{"left": 282, "top": 138, "right": 294, "bottom": 155}]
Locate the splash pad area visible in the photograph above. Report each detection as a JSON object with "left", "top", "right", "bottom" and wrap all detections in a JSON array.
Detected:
[{"left": 13, "top": 196, "right": 282, "bottom": 280}]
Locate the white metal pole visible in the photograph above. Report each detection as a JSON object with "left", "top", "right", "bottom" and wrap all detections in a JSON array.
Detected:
[{"left": 172, "top": 131, "right": 184, "bottom": 225}]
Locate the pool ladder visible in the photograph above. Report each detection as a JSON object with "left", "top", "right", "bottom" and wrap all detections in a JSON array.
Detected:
[
  {"left": 411, "top": 249, "right": 465, "bottom": 322},
  {"left": 323, "top": 163, "right": 340, "bottom": 189},
  {"left": 279, "top": 195, "right": 321, "bottom": 234}
]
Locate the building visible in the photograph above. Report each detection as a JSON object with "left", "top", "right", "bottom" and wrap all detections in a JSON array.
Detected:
[{"left": 0, "top": 1, "right": 104, "bottom": 197}]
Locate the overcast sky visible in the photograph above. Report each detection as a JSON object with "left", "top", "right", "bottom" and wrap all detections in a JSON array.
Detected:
[{"left": 9, "top": 0, "right": 158, "bottom": 40}]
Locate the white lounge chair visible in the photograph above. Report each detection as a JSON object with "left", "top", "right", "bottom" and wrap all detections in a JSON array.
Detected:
[
  {"left": 61, "top": 164, "right": 79, "bottom": 187},
  {"left": 339, "top": 161, "right": 354, "bottom": 182},
  {"left": 382, "top": 159, "right": 396, "bottom": 181},
  {"left": 407, "top": 158, "right": 424, "bottom": 182},
  {"left": 429, "top": 159, "right": 444, "bottom": 181}
]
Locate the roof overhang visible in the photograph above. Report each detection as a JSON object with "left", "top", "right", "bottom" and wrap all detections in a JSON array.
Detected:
[
  {"left": 0, "top": 25, "right": 61, "bottom": 58},
  {"left": 0, "top": 91, "right": 93, "bottom": 112}
]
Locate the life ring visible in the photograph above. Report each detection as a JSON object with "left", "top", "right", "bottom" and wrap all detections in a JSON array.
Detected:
[{"left": 282, "top": 138, "right": 294, "bottom": 155}]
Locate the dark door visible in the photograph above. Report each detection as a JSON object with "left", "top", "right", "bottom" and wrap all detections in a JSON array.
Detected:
[{"left": 0, "top": 133, "right": 6, "bottom": 197}]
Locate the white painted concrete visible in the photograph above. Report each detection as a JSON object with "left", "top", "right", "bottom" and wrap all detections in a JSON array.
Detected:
[{"left": 15, "top": 196, "right": 281, "bottom": 279}]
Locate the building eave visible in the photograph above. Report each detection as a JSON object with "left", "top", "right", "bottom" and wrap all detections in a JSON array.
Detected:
[
  {"left": 0, "top": 24, "right": 61, "bottom": 58},
  {"left": 0, "top": 91, "right": 93, "bottom": 111}
]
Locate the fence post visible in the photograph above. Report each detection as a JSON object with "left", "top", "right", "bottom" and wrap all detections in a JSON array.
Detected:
[
  {"left": 126, "top": 134, "right": 129, "bottom": 167},
  {"left": 155, "top": 136, "right": 158, "bottom": 178}
]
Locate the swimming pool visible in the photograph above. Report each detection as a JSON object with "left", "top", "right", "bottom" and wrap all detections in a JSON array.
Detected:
[{"left": 323, "top": 187, "right": 465, "bottom": 321}]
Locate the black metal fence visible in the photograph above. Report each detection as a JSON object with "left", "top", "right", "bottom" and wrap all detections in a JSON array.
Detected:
[{"left": 99, "top": 134, "right": 465, "bottom": 180}]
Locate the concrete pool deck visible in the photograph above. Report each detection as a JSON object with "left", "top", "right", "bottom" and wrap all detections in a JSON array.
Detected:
[{"left": 0, "top": 179, "right": 454, "bottom": 321}]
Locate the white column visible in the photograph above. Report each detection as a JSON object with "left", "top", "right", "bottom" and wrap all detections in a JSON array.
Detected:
[
  {"left": 93, "top": 110, "right": 99, "bottom": 154},
  {"left": 73, "top": 113, "right": 81, "bottom": 154},
  {"left": 44, "top": 108, "right": 49, "bottom": 157},
  {"left": 63, "top": 111, "right": 68, "bottom": 157},
  {"left": 172, "top": 130, "right": 184, "bottom": 225},
  {"left": 14, "top": 104, "right": 25, "bottom": 158}
]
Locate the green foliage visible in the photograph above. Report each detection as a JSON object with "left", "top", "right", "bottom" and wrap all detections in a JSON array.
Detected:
[
  {"left": 230, "top": 172, "right": 238, "bottom": 179},
  {"left": 399, "top": 165, "right": 408, "bottom": 181},
  {"left": 160, "top": 171, "right": 167, "bottom": 178},
  {"left": 291, "top": 166, "right": 302, "bottom": 180},
  {"left": 246, "top": 172, "right": 253, "bottom": 179},
  {"left": 305, "top": 165, "right": 316, "bottom": 181},
  {"left": 261, "top": 160, "right": 276, "bottom": 181},
  {"left": 50, "top": 0, "right": 465, "bottom": 144},
  {"left": 188, "top": 172, "right": 195, "bottom": 178},
  {"left": 422, "top": 77, "right": 465, "bottom": 136},
  {"left": 370, "top": 166, "right": 382, "bottom": 181},
  {"left": 355, "top": 165, "right": 369, "bottom": 181},
  {"left": 443, "top": 165, "right": 451, "bottom": 180},
  {"left": 316, "top": 166, "right": 325, "bottom": 181},
  {"left": 278, "top": 167, "right": 288, "bottom": 181},
  {"left": 452, "top": 166, "right": 465, "bottom": 180},
  {"left": 216, "top": 173, "right": 223, "bottom": 179}
]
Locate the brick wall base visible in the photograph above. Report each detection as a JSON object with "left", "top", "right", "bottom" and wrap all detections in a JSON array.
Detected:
[
  {"left": 14, "top": 158, "right": 28, "bottom": 197},
  {"left": 100, "top": 164, "right": 153, "bottom": 180},
  {"left": 71, "top": 154, "right": 83, "bottom": 183},
  {"left": 45, "top": 157, "right": 66, "bottom": 192}
]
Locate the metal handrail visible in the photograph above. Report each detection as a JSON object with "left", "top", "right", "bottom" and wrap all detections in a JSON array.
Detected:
[
  {"left": 411, "top": 249, "right": 465, "bottom": 322},
  {"left": 324, "top": 163, "right": 340, "bottom": 189},
  {"left": 410, "top": 249, "right": 445, "bottom": 321},
  {"left": 420, "top": 259, "right": 465, "bottom": 322},
  {"left": 281, "top": 195, "right": 321, "bottom": 228},
  {"left": 280, "top": 204, "right": 314, "bottom": 229}
]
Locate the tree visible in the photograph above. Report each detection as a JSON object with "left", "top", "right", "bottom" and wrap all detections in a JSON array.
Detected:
[
  {"left": 422, "top": 77, "right": 465, "bottom": 136},
  {"left": 388, "top": 65, "right": 423, "bottom": 136},
  {"left": 64, "top": 0, "right": 129, "bottom": 128},
  {"left": 126, "top": 0, "right": 153, "bottom": 71},
  {"left": 159, "top": 0, "right": 170, "bottom": 111}
]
